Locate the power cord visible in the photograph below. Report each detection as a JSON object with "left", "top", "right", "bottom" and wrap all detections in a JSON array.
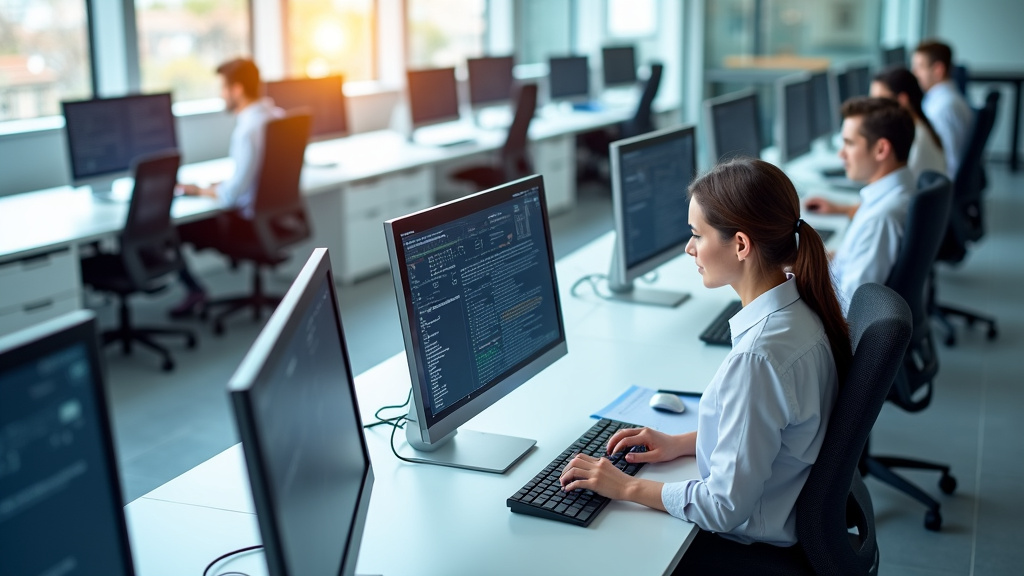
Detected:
[
  {"left": 570, "top": 271, "right": 660, "bottom": 300},
  {"left": 202, "top": 544, "right": 263, "bottom": 576},
  {"left": 362, "top": 389, "right": 476, "bottom": 469}
]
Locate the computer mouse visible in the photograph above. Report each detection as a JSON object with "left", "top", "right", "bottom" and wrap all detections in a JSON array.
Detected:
[{"left": 649, "top": 393, "right": 686, "bottom": 414}]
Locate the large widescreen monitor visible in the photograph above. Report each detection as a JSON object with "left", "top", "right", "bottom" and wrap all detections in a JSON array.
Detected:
[
  {"left": 882, "top": 45, "right": 907, "bottom": 67},
  {"left": 467, "top": 55, "right": 516, "bottom": 107},
  {"left": 809, "top": 70, "right": 837, "bottom": 140},
  {"left": 601, "top": 45, "right": 638, "bottom": 87},
  {"left": 703, "top": 89, "right": 763, "bottom": 163},
  {"left": 62, "top": 93, "right": 177, "bottom": 189},
  {"left": 0, "top": 310, "right": 135, "bottom": 576},
  {"left": 264, "top": 75, "right": 348, "bottom": 140},
  {"left": 384, "top": 174, "right": 567, "bottom": 473},
  {"left": 776, "top": 73, "right": 814, "bottom": 163},
  {"left": 548, "top": 56, "right": 590, "bottom": 102},
  {"left": 406, "top": 67, "right": 461, "bottom": 128},
  {"left": 228, "top": 248, "right": 373, "bottom": 576},
  {"left": 607, "top": 124, "right": 697, "bottom": 307}
]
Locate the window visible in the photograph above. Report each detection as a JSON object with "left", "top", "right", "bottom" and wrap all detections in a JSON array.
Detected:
[
  {"left": 0, "top": 0, "right": 92, "bottom": 121},
  {"left": 287, "top": 0, "right": 375, "bottom": 81},
  {"left": 516, "top": 0, "right": 571, "bottom": 65},
  {"left": 407, "top": 0, "right": 485, "bottom": 69},
  {"left": 607, "top": 0, "right": 657, "bottom": 38},
  {"left": 135, "top": 0, "right": 251, "bottom": 102}
]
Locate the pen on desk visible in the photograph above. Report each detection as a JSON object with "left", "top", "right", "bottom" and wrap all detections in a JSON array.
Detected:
[{"left": 656, "top": 389, "right": 703, "bottom": 398}]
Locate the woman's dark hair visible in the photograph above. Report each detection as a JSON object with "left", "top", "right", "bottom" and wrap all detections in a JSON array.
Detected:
[
  {"left": 873, "top": 66, "right": 944, "bottom": 151},
  {"left": 687, "top": 159, "right": 852, "bottom": 384}
]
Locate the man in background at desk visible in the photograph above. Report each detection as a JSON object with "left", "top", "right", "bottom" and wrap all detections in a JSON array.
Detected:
[
  {"left": 803, "top": 97, "right": 916, "bottom": 314},
  {"left": 171, "top": 58, "right": 284, "bottom": 317},
  {"left": 912, "top": 39, "right": 973, "bottom": 179}
]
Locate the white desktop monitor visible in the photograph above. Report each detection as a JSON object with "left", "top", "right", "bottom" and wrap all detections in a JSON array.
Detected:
[
  {"left": 384, "top": 174, "right": 568, "bottom": 474},
  {"left": 406, "top": 67, "right": 461, "bottom": 128},
  {"left": 776, "top": 73, "right": 815, "bottom": 164},
  {"left": 601, "top": 45, "right": 638, "bottom": 87},
  {"left": 0, "top": 310, "right": 135, "bottom": 576},
  {"left": 703, "top": 89, "right": 763, "bottom": 163},
  {"left": 228, "top": 248, "right": 373, "bottom": 576},
  {"left": 607, "top": 124, "right": 697, "bottom": 308},
  {"left": 467, "top": 55, "right": 516, "bottom": 107},
  {"left": 548, "top": 55, "right": 591, "bottom": 103},
  {"left": 61, "top": 92, "right": 177, "bottom": 193},
  {"left": 264, "top": 75, "right": 348, "bottom": 141},
  {"left": 809, "top": 70, "right": 838, "bottom": 140}
]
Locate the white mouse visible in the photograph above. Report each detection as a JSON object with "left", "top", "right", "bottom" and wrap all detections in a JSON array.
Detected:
[{"left": 649, "top": 393, "right": 686, "bottom": 414}]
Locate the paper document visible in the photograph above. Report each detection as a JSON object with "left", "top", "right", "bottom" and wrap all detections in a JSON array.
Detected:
[{"left": 592, "top": 385, "right": 699, "bottom": 436}]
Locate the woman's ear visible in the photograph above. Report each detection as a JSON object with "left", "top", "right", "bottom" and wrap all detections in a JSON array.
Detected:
[{"left": 734, "top": 231, "right": 752, "bottom": 262}]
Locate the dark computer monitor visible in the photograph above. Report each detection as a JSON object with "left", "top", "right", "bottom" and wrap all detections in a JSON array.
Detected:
[
  {"left": 0, "top": 310, "right": 135, "bottom": 576},
  {"left": 607, "top": 124, "right": 697, "bottom": 308},
  {"left": 264, "top": 75, "right": 348, "bottom": 140},
  {"left": 228, "top": 247, "right": 372, "bottom": 576},
  {"left": 809, "top": 70, "right": 837, "bottom": 140},
  {"left": 406, "top": 67, "right": 461, "bottom": 128},
  {"left": 384, "top": 174, "right": 567, "bottom": 473},
  {"left": 837, "top": 63, "right": 871, "bottom": 105},
  {"left": 777, "top": 74, "right": 814, "bottom": 164},
  {"left": 601, "top": 45, "right": 638, "bottom": 87},
  {"left": 467, "top": 56, "right": 516, "bottom": 107},
  {"left": 882, "top": 45, "right": 907, "bottom": 67},
  {"left": 548, "top": 56, "right": 590, "bottom": 102},
  {"left": 62, "top": 93, "right": 177, "bottom": 190},
  {"left": 703, "top": 89, "right": 763, "bottom": 162}
]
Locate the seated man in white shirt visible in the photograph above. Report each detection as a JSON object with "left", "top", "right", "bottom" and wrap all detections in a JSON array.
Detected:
[
  {"left": 803, "top": 97, "right": 916, "bottom": 314},
  {"left": 171, "top": 58, "right": 284, "bottom": 317},
  {"left": 912, "top": 40, "right": 974, "bottom": 179}
]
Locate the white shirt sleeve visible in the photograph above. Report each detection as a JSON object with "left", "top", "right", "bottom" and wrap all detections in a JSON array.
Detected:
[
  {"left": 661, "top": 353, "right": 790, "bottom": 533},
  {"left": 832, "top": 215, "right": 901, "bottom": 312}
]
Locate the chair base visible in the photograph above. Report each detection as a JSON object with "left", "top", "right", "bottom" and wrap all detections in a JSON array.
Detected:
[
  {"left": 102, "top": 298, "right": 197, "bottom": 372},
  {"left": 861, "top": 454, "right": 956, "bottom": 531},
  {"left": 933, "top": 302, "right": 998, "bottom": 346},
  {"left": 202, "top": 264, "right": 282, "bottom": 335}
]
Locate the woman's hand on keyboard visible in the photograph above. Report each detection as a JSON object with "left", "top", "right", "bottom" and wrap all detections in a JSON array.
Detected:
[
  {"left": 559, "top": 453, "right": 667, "bottom": 511},
  {"left": 607, "top": 427, "right": 695, "bottom": 464}
]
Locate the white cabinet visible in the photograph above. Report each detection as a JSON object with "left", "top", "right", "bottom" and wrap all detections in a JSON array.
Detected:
[
  {"left": 531, "top": 135, "right": 576, "bottom": 214},
  {"left": 0, "top": 247, "right": 82, "bottom": 336}
]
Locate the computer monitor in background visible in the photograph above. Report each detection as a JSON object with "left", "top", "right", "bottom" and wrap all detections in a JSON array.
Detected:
[
  {"left": 548, "top": 55, "right": 591, "bottom": 103},
  {"left": 836, "top": 63, "right": 871, "bottom": 106},
  {"left": 62, "top": 93, "right": 177, "bottom": 193},
  {"left": 809, "top": 70, "right": 837, "bottom": 141},
  {"left": 229, "top": 247, "right": 372, "bottom": 576},
  {"left": 601, "top": 45, "right": 638, "bottom": 87},
  {"left": 703, "top": 89, "right": 763, "bottom": 163},
  {"left": 607, "top": 124, "right": 697, "bottom": 307},
  {"left": 882, "top": 45, "right": 907, "bottom": 67},
  {"left": 385, "top": 174, "right": 567, "bottom": 473},
  {"left": 264, "top": 75, "right": 348, "bottom": 140},
  {"left": 406, "top": 67, "right": 461, "bottom": 128},
  {"left": 0, "top": 310, "right": 135, "bottom": 576},
  {"left": 776, "top": 74, "right": 814, "bottom": 164},
  {"left": 467, "top": 55, "right": 516, "bottom": 107}
]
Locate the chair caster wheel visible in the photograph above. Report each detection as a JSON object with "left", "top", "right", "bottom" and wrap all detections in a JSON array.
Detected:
[
  {"left": 186, "top": 335, "right": 197, "bottom": 349},
  {"left": 924, "top": 509, "right": 942, "bottom": 531},
  {"left": 987, "top": 326, "right": 998, "bottom": 340},
  {"left": 939, "top": 474, "right": 957, "bottom": 495},
  {"left": 214, "top": 322, "right": 225, "bottom": 336},
  {"left": 161, "top": 359, "right": 174, "bottom": 372},
  {"left": 944, "top": 333, "right": 956, "bottom": 347}
]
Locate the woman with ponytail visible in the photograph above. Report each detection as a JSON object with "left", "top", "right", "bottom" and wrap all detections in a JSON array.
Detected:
[{"left": 560, "top": 158, "right": 850, "bottom": 570}]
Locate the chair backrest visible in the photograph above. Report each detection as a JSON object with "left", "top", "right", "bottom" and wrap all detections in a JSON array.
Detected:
[
  {"left": 252, "top": 111, "right": 314, "bottom": 253},
  {"left": 121, "top": 150, "right": 185, "bottom": 287},
  {"left": 501, "top": 83, "right": 538, "bottom": 181},
  {"left": 796, "top": 283, "right": 912, "bottom": 576},
  {"left": 884, "top": 171, "right": 951, "bottom": 412},
  {"left": 621, "top": 63, "right": 663, "bottom": 139},
  {"left": 952, "top": 64, "right": 969, "bottom": 96}
]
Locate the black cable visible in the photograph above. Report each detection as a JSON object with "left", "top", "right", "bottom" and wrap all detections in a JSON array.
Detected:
[
  {"left": 570, "top": 273, "right": 613, "bottom": 299},
  {"left": 362, "top": 388, "right": 412, "bottom": 429},
  {"left": 202, "top": 545, "right": 263, "bottom": 576}
]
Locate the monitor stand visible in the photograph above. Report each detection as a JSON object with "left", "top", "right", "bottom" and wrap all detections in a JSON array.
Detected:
[
  {"left": 606, "top": 251, "right": 689, "bottom": 308},
  {"left": 400, "top": 410, "right": 535, "bottom": 474},
  {"left": 86, "top": 177, "right": 134, "bottom": 202}
]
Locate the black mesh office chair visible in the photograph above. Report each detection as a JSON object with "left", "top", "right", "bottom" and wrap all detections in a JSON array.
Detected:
[
  {"left": 678, "top": 283, "right": 911, "bottom": 575},
  {"left": 200, "top": 112, "right": 314, "bottom": 334},
  {"left": 80, "top": 151, "right": 197, "bottom": 371},
  {"left": 451, "top": 83, "right": 538, "bottom": 190},
  {"left": 858, "top": 172, "right": 956, "bottom": 531},
  {"left": 620, "top": 63, "right": 663, "bottom": 139},
  {"left": 933, "top": 89, "right": 1000, "bottom": 346}
]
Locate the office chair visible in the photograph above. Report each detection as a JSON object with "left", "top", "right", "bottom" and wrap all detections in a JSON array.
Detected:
[
  {"left": 620, "top": 62, "right": 663, "bottom": 139},
  {"left": 683, "top": 283, "right": 910, "bottom": 575},
  {"left": 200, "top": 111, "right": 314, "bottom": 335},
  {"left": 80, "top": 151, "right": 198, "bottom": 371},
  {"left": 451, "top": 83, "right": 538, "bottom": 190},
  {"left": 933, "top": 89, "right": 1000, "bottom": 346},
  {"left": 952, "top": 65, "right": 969, "bottom": 96},
  {"left": 859, "top": 172, "right": 956, "bottom": 531}
]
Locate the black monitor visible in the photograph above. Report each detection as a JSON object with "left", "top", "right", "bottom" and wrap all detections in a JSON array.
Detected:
[
  {"left": 406, "top": 67, "right": 461, "bottom": 128},
  {"left": 607, "top": 124, "right": 697, "bottom": 307},
  {"left": 384, "top": 174, "right": 567, "bottom": 473},
  {"left": 837, "top": 63, "right": 871, "bottom": 105},
  {"left": 467, "top": 56, "right": 516, "bottom": 107},
  {"left": 548, "top": 56, "right": 590, "bottom": 102},
  {"left": 703, "top": 89, "right": 763, "bottom": 162},
  {"left": 0, "top": 310, "right": 135, "bottom": 576},
  {"left": 882, "top": 45, "right": 907, "bottom": 67},
  {"left": 809, "top": 70, "right": 837, "bottom": 140},
  {"left": 228, "top": 248, "right": 372, "bottom": 576},
  {"left": 777, "top": 74, "right": 814, "bottom": 163},
  {"left": 602, "top": 45, "right": 638, "bottom": 87},
  {"left": 264, "top": 75, "right": 348, "bottom": 140},
  {"left": 62, "top": 93, "right": 177, "bottom": 191}
]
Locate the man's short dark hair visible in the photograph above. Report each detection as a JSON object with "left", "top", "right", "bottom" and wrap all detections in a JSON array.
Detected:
[
  {"left": 216, "top": 58, "right": 261, "bottom": 99},
  {"left": 841, "top": 97, "right": 915, "bottom": 164},
  {"left": 915, "top": 40, "right": 953, "bottom": 72}
]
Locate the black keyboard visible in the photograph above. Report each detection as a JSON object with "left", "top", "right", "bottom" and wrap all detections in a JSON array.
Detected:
[
  {"left": 507, "top": 418, "right": 646, "bottom": 527},
  {"left": 699, "top": 299, "right": 743, "bottom": 346},
  {"left": 821, "top": 166, "right": 846, "bottom": 178}
]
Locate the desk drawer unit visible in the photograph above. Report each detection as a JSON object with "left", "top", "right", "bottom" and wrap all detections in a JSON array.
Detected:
[
  {"left": 341, "top": 176, "right": 393, "bottom": 282},
  {"left": 532, "top": 136, "right": 575, "bottom": 214},
  {"left": 0, "top": 247, "right": 82, "bottom": 335}
]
